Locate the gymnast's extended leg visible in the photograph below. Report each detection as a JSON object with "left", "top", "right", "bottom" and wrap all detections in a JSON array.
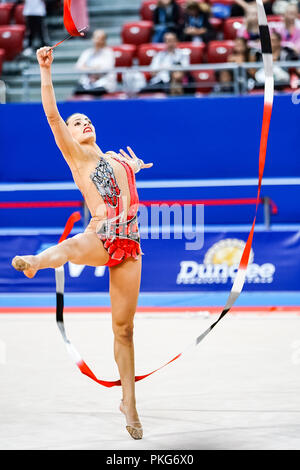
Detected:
[{"left": 11, "top": 232, "right": 110, "bottom": 277}]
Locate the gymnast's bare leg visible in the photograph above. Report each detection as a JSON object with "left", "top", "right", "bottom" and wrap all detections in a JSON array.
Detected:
[
  {"left": 11, "top": 231, "right": 110, "bottom": 278},
  {"left": 109, "top": 256, "right": 143, "bottom": 439}
]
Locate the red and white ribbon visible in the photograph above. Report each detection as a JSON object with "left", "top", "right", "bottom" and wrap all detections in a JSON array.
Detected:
[{"left": 55, "top": 0, "right": 274, "bottom": 387}]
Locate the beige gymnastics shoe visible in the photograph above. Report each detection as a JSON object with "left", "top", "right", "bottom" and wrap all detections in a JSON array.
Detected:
[
  {"left": 119, "top": 399, "right": 143, "bottom": 440},
  {"left": 11, "top": 256, "right": 37, "bottom": 279}
]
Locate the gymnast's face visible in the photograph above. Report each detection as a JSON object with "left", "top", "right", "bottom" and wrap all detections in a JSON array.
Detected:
[{"left": 67, "top": 114, "right": 96, "bottom": 144}]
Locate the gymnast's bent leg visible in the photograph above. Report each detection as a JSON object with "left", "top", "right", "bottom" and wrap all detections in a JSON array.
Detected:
[{"left": 11, "top": 232, "right": 110, "bottom": 278}]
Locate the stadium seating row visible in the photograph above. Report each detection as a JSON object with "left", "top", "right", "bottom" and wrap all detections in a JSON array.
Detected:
[
  {"left": 140, "top": 0, "right": 236, "bottom": 22},
  {"left": 117, "top": 41, "right": 236, "bottom": 65},
  {"left": 0, "top": 22, "right": 234, "bottom": 66},
  {"left": 0, "top": 3, "right": 25, "bottom": 26},
  {"left": 0, "top": 2, "right": 283, "bottom": 81},
  {"left": 121, "top": 15, "right": 283, "bottom": 46}
]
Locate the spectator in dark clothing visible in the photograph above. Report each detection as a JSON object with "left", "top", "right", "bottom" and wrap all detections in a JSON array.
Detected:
[
  {"left": 182, "top": 1, "right": 215, "bottom": 43},
  {"left": 214, "top": 69, "right": 235, "bottom": 94},
  {"left": 152, "top": 0, "right": 182, "bottom": 43},
  {"left": 23, "top": 0, "right": 50, "bottom": 56}
]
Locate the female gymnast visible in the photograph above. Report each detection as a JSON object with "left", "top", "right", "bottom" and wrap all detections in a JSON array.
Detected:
[{"left": 11, "top": 47, "right": 153, "bottom": 440}]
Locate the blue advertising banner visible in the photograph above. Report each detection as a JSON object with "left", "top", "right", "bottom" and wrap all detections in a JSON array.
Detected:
[{"left": 0, "top": 230, "right": 299, "bottom": 293}]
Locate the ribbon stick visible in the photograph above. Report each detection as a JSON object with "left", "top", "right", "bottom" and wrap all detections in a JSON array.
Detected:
[{"left": 55, "top": 0, "right": 274, "bottom": 387}]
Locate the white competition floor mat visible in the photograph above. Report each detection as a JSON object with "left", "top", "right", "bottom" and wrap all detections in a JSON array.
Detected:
[{"left": 0, "top": 313, "right": 300, "bottom": 450}]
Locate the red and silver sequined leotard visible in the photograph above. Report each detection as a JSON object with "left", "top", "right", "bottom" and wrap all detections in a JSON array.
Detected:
[{"left": 88, "top": 155, "right": 141, "bottom": 267}]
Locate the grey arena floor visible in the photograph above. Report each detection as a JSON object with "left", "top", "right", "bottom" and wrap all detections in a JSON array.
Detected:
[{"left": 0, "top": 312, "right": 300, "bottom": 450}]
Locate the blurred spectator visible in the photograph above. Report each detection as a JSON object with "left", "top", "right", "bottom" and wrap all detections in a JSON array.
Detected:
[
  {"left": 227, "top": 37, "right": 250, "bottom": 63},
  {"left": 274, "top": 3, "right": 300, "bottom": 53},
  {"left": 141, "top": 31, "right": 190, "bottom": 93},
  {"left": 168, "top": 70, "right": 195, "bottom": 95},
  {"left": 23, "top": 0, "right": 50, "bottom": 56},
  {"left": 251, "top": 31, "right": 299, "bottom": 88},
  {"left": 231, "top": 0, "right": 273, "bottom": 18},
  {"left": 182, "top": 1, "right": 215, "bottom": 43},
  {"left": 153, "top": 0, "right": 182, "bottom": 43},
  {"left": 215, "top": 38, "right": 251, "bottom": 94},
  {"left": 213, "top": 69, "right": 235, "bottom": 93},
  {"left": 272, "top": 0, "right": 297, "bottom": 15},
  {"left": 74, "top": 29, "right": 117, "bottom": 97},
  {"left": 237, "top": 4, "right": 261, "bottom": 50},
  {"left": 227, "top": 37, "right": 251, "bottom": 92}
]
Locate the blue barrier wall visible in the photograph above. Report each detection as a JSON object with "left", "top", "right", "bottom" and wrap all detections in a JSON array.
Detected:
[{"left": 0, "top": 94, "right": 299, "bottom": 182}]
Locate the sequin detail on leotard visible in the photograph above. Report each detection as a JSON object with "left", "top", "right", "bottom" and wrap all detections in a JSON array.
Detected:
[{"left": 90, "top": 157, "right": 121, "bottom": 208}]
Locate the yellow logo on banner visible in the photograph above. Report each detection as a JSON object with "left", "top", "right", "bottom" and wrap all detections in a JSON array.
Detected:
[{"left": 204, "top": 238, "right": 254, "bottom": 267}]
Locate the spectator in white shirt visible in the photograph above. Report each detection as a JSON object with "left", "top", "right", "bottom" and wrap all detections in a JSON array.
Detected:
[
  {"left": 74, "top": 29, "right": 117, "bottom": 96},
  {"left": 143, "top": 32, "right": 189, "bottom": 92},
  {"left": 23, "top": 0, "right": 49, "bottom": 56}
]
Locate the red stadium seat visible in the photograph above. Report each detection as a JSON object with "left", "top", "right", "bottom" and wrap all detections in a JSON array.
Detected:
[
  {"left": 209, "top": 17, "right": 223, "bottom": 33},
  {"left": 0, "top": 25, "right": 25, "bottom": 60},
  {"left": 140, "top": 0, "right": 157, "bottom": 21},
  {"left": 0, "top": 3, "right": 13, "bottom": 26},
  {"left": 207, "top": 40, "right": 234, "bottom": 62},
  {"left": 138, "top": 43, "right": 165, "bottom": 81},
  {"left": 267, "top": 15, "right": 283, "bottom": 29},
  {"left": 177, "top": 42, "right": 205, "bottom": 64},
  {"left": 112, "top": 44, "right": 136, "bottom": 67},
  {"left": 223, "top": 17, "right": 243, "bottom": 40},
  {"left": 191, "top": 69, "right": 215, "bottom": 93},
  {"left": 267, "top": 15, "right": 283, "bottom": 23},
  {"left": 0, "top": 48, "right": 5, "bottom": 76},
  {"left": 112, "top": 44, "right": 136, "bottom": 82},
  {"left": 137, "top": 43, "right": 165, "bottom": 65},
  {"left": 14, "top": 4, "right": 25, "bottom": 25},
  {"left": 121, "top": 21, "right": 153, "bottom": 46}
]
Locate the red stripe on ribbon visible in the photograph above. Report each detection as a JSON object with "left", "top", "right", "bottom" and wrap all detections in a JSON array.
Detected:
[
  {"left": 58, "top": 211, "right": 81, "bottom": 244},
  {"left": 77, "top": 353, "right": 183, "bottom": 387},
  {"left": 63, "top": 0, "right": 81, "bottom": 37},
  {"left": 239, "top": 103, "right": 273, "bottom": 270}
]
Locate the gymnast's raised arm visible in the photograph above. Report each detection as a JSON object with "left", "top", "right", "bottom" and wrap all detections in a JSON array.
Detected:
[{"left": 37, "top": 47, "right": 83, "bottom": 163}]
